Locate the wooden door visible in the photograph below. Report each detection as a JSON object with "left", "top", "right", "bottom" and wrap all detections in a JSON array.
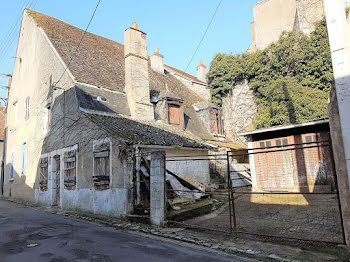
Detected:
[{"left": 54, "top": 156, "right": 60, "bottom": 206}]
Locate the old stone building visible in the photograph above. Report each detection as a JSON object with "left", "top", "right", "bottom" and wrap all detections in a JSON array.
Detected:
[
  {"left": 248, "top": 0, "right": 324, "bottom": 52},
  {"left": 2, "top": 9, "right": 226, "bottom": 216}
]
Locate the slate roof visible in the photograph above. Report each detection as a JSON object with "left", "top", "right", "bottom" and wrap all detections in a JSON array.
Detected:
[
  {"left": 85, "top": 113, "right": 211, "bottom": 149},
  {"left": 26, "top": 9, "right": 212, "bottom": 142}
]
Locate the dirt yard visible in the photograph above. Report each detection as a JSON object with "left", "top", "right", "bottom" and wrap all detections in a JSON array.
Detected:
[{"left": 184, "top": 192, "right": 344, "bottom": 244}]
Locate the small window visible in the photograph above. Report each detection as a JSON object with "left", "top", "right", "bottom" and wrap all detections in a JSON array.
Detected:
[
  {"left": 259, "top": 142, "right": 265, "bottom": 149},
  {"left": 39, "top": 157, "right": 48, "bottom": 191},
  {"left": 210, "top": 108, "right": 224, "bottom": 135},
  {"left": 64, "top": 150, "right": 77, "bottom": 190},
  {"left": 275, "top": 140, "right": 282, "bottom": 147},
  {"left": 93, "top": 141, "right": 110, "bottom": 190},
  {"left": 282, "top": 139, "right": 288, "bottom": 146},
  {"left": 313, "top": 135, "right": 318, "bottom": 142},
  {"left": 25, "top": 97, "right": 30, "bottom": 120},
  {"left": 10, "top": 152, "right": 15, "bottom": 179},
  {"left": 169, "top": 103, "right": 181, "bottom": 125},
  {"left": 265, "top": 141, "right": 271, "bottom": 148},
  {"left": 21, "top": 143, "right": 26, "bottom": 175}
]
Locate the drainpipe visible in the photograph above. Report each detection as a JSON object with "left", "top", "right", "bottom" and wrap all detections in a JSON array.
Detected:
[{"left": 135, "top": 146, "right": 141, "bottom": 206}]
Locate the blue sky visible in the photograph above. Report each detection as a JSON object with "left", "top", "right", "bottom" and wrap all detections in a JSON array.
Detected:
[{"left": 0, "top": 0, "right": 257, "bottom": 99}]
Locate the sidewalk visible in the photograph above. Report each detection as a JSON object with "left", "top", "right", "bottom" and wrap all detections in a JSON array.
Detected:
[{"left": 4, "top": 197, "right": 350, "bottom": 262}]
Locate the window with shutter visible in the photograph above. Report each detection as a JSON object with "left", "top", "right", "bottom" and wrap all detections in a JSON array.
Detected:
[
  {"left": 10, "top": 152, "right": 15, "bottom": 179},
  {"left": 39, "top": 157, "right": 48, "bottom": 191},
  {"left": 25, "top": 97, "right": 30, "bottom": 120},
  {"left": 166, "top": 100, "right": 184, "bottom": 130},
  {"left": 21, "top": 143, "right": 26, "bottom": 175},
  {"left": 93, "top": 141, "right": 110, "bottom": 190},
  {"left": 210, "top": 108, "right": 224, "bottom": 135},
  {"left": 64, "top": 150, "right": 76, "bottom": 190},
  {"left": 168, "top": 104, "right": 180, "bottom": 126}
]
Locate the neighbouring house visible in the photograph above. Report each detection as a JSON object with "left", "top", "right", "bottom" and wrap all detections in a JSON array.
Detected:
[
  {"left": 0, "top": 106, "right": 5, "bottom": 194},
  {"left": 2, "top": 9, "right": 228, "bottom": 216},
  {"left": 248, "top": 0, "right": 324, "bottom": 52},
  {"left": 239, "top": 119, "right": 336, "bottom": 192}
]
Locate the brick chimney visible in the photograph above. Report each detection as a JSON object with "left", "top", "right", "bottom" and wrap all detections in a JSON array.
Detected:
[
  {"left": 196, "top": 60, "right": 207, "bottom": 83},
  {"left": 150, "top": 48, "right": 164, "bottom": 74},
  {"left": 124, "top": 22, "right": 154, "bottom": 121}
]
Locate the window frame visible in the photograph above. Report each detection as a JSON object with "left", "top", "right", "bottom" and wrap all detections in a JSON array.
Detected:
[
  {"left": 21, "top": 143, "right": 26, "bottom": 175},
  {"left": 210, "top": 108, "right": 224, "bottom": 135},
  {"left": 64, "top": 150, "right": 77, "bottom": 190},
  {"left": 166, "top": 100, "right": 184, "bottom": 130},
  {"left": 25, "top": 97, "right": 30, "bottom": 120},
  {"left": 10, "top": 151, "right": 15, "bottom": 180},
  {"left": 93, "top": 140, "right": 111, "bottom": 190},
  {"left": 39, "top": 157, "right": 48, "bottom": 191}
]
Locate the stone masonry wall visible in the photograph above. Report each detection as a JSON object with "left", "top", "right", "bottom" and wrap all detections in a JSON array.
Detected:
[{"left": 222, "top": 80, "right": 258, "bottom": 145}]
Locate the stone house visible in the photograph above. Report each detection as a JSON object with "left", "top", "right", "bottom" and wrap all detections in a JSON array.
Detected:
[
  {"left": 239, "top": 119, "right": 336, "bottom": 192},
  {"left": 248, "top": 0, "right": 324, "bottom": 52},
  {"left": 2, "top": 9, "right": 226, "bottom": 216}
]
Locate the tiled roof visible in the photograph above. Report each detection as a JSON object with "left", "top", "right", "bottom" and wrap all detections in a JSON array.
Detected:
[
  {"left": 26, "top": 9, "right": 212, "bottom": 141},
  {"left": 165, "top": 64, "right": 206, "bottom": 84},
  {"left": 86, "top": 113, "right": 212, "bottom": 149}
]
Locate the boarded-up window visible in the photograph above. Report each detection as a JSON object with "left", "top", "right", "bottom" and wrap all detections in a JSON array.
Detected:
[
  {"left": 168, "top": 104, "right": 180, "bottom": 126},
  {"left": 210, "top": 108, "right": 224, "bottom": 135},
  {"left": 39, "top": 157, "right": 48, "bottom": 191},
  {"left": 93, "top": 142, "right": 110, "bottom": 190},
  {"left": 64, "top": 150, "right": 76, "bottom": 190}
]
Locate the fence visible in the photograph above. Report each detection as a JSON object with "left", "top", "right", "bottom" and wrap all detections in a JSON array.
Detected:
[{"left": 163, "top": 141, "right": 346, "bottom": 245}]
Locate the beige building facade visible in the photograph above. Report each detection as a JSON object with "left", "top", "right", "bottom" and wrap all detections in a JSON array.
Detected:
[{"left": 248, "top": 0, "right": 324, "bottom": 51}]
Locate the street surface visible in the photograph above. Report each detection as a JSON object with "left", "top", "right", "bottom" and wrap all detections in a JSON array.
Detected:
[{"left": 0, "top": 199, "right": 246, "bottom": 262}]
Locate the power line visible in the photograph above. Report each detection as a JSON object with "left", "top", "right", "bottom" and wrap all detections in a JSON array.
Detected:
[
  {"left": 55, "top": 0, "right": 102, "bottom": 86},
  {"left": 183, "top": 0, "right": 223, "bottom": 73},
  {"left": 0, "top": 0, "right": 39, "bottom": 66}
]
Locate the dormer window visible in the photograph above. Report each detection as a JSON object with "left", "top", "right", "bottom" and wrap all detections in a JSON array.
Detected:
[
  {"left": 210, "top": 108, "right": 224, "bottom": 135},
  {"left": 168, "top": 101, "right": 184, "bottom": 129},
  {"left": 92, "top": 95, "right": 107, "bottom": 102}
]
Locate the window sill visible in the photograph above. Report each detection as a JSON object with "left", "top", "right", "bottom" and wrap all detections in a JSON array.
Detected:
[{"left": 9, "top": 178, "right": 14, "bottom": 182}]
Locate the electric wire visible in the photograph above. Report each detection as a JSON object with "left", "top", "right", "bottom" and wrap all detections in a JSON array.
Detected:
[
  {"left": 183, "top": 0, "right": 223, "bottom": 73},
  {"left": 55, "top": 0, "right": 102, "bottom": 87}
]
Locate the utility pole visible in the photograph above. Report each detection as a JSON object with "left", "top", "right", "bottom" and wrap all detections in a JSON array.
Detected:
[
  {"left": 0, "top": 74, "right": 12, "bottom": 107},
  {"left": 0, "top": 73, "right": 11, "bottom": 196},
  {"left": 324, "top": 0, "right": 350, "bottom": 246}
]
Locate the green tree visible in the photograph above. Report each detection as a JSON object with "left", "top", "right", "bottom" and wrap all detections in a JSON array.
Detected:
[{"left": 207, "top": 19, "right": 333, "bottom": 128}]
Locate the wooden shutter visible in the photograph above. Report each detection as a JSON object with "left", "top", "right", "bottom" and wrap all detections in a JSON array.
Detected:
[
  {"left": 93, "top": 142, "right": 110, "bottom": 190},
  {"left": 39, "top": 157, "right": 48, "bottom": 191},
  {"left": 210, "top": 109, "right": 219, "bottom": 134},
  {"left": 168, "top": 104, "right": 180, "bottom": 126},
  {"left": 64, "top": 150, "right": 76, "bottom": 190}
]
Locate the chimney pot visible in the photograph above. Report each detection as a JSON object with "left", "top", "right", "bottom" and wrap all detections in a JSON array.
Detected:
[
  {"left": 150, "top": 48, "right": 164, "bottom": 74},
  {"left": 196, "top": 60, "right": 207, "bottom": 82},
  {"left": 132, "top": 22, "right": 139, "bottom": 30}
]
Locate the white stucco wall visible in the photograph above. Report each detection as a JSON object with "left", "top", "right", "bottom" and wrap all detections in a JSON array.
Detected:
[
  {"left": 165, "top": 148, "right": 210, "bottom": 185},
  {"left": 4, "top": 10, "right": 75, "bottom": 201}
]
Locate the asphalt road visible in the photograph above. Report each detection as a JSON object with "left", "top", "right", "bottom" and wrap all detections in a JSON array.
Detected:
[{"left": 0, "top": 199, "right": 246, "bottom": 262}]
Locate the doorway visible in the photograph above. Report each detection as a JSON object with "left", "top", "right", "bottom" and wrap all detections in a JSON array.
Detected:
[{"left": 53, "top": 156, "right": 60, "bottom": 206}]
